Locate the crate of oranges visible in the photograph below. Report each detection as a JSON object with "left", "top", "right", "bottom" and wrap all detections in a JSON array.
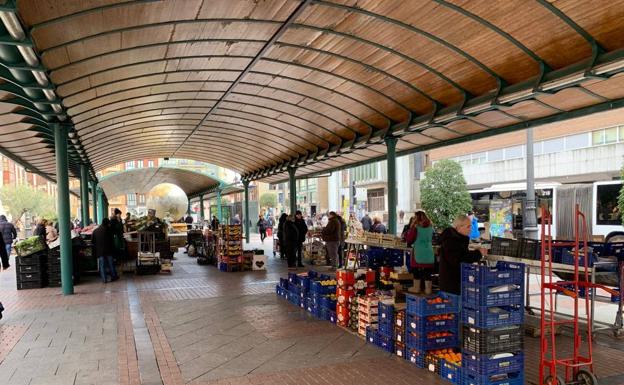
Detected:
[
  {"left": 406, "top": 292, "right": 459, "bottom": 316},
  {"left": 425, "top": 349, "right": 461, "bottom": 375}
]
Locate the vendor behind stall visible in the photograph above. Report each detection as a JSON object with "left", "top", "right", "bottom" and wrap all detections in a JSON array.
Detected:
[
  {"left": 110, "top": 209, "right": 125, "bottom": 261},
  {"left": 439, "top": 215, "right": 487, "bottom": 295}
]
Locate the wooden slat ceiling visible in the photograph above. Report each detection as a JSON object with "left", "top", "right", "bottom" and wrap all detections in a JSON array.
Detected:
[
  {"left": 97, "top": 167, "right": 219, "bottom": 199},
  {"left": 10, "top": 0, "right": 624, "bottom": 183}
]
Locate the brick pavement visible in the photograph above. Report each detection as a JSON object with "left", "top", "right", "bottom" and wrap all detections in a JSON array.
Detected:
[{"left": 0, "top": 235, "right": 621, "bottom": 385}]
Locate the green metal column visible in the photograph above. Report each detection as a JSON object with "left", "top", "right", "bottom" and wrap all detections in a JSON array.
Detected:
[
  {"left": 199, "top": 194, "right": 205, "bottom": 221},
  {"left": 54, "top": 124, "right": 73, "bottom": 295},
  {"left": 97, "top": 188, "right": 104, "bottom": 223},
  {"left": 217, "top": 187, "right": 223, "bottom": 223},
  {"left": 243, "top": 181, "right": 250, "bottom": 243},
  {"left": 288, "top": 167, "right": 297, "bottom": 214},
  {"left": 385, "top": 136, "right": 398, "bottom": 235},
  {"left": 91, "top": 180, "right": 98, "bottom": 224},
  {"left": 102, "top": 195, "right": 109, "bottom": 220},
  {"left": 80, "top": 164, "right": 89, "bottom": 226}
]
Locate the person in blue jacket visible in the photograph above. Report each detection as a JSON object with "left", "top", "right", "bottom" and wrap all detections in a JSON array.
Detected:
[{"left": 468, "top": 211, "right": 480, "bottom": 241}]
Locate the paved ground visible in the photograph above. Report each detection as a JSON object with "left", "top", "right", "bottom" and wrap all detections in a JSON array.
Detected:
[{"left": 0, "top": 234, "right": 622, "bottom": 385}]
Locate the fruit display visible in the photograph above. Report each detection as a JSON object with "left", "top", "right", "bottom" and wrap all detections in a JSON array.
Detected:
[
  {"left": 15, "top": 236, "right": 46, "bottom": 256},
  {"left": 428, "top": 349, "right": 461, "bottom": 365}
]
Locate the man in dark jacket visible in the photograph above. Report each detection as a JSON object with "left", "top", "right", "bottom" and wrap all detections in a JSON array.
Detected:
[
  {"left": 294, "top": 210, "right": 308, "bottom": 268},
  {"left": 210, "top": 215, "right": 220, "bottom": 231},
  {"left": 277, "top": 213, "right": 287, "bottom": 259},
  {"left": 282, "top": 215, "right": 299, "bottom": 269},
  {"left": 360, "top": 213, "right": 372, "bottom": 232},
  {"left": 439, "top": 215, "right": 485, "bottom": 294},
  {"left": 321, "top": 212, "right": 341, "bottom": 269},
  {"left": 92, "top": 218, "right": 118, "bottom": 283},
  {"left": 0, "top": 215, "right": 17, "bottom": 257}
]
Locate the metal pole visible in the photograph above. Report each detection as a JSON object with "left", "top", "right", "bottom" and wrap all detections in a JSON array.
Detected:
[
  {"left": 199, "top": 194, "right": 205, "bottom": 221},
  {"left": 80, "top": 164, "right": 89, "bottom": 226},
  {"left": 97, "top": 188, "right": 104, "bottom": 223},
  {"left": 385, "top": 136, "right": 398, "bottom": 235},
  {"left": 102, "top": 195, "right": 109, "bottom": 220},
  {"left": 524, "top": 127, "right": 538, "bottom": 239},
  {"left": 243, "top": 181, "right": 250, "bottom": 244},
  {"left": 54, "top": 123, "right": 73, "bottom": 295},
  {"left": 91, "top": 180, "right": 98, "bottom": 224},
  {"left": 217, "top": 187, "right": 223, "bottom": 223},
  {"left": 288, "top": 166, "right": 297, "bottom": 214}
]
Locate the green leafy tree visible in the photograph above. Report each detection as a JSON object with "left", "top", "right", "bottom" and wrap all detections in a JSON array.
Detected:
[
  {"left": 420, "top": 159, "right": 472, "bottom": 229},
  {"left": 259, "top": 192, "right": 277, "bottom": 209},
  {"left": 0, "top": 184, "right": 57, "bottom": 221}
]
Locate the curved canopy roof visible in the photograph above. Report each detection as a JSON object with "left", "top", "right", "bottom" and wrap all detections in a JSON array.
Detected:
[
  {"left": 98, "top": 167, "right": 220, "bottom": 198},
  {"left": 0, "top": 0, "right": 623, "bottom": 185}
]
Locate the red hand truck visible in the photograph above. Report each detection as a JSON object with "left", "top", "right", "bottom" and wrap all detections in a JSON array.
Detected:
[{"left": 539, "top": 205, "right": 597, "bottom": 385}]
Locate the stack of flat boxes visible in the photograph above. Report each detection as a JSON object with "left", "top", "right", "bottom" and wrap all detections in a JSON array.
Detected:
[
  {"left": 47, "top": 247, "right": 62, "bottom": 287},
  {"left": 461, "top": 262, "right": 525, "bottom": 385},
  {"left": 336, "top": 274, "right": 355, "bottom": 328},
  {"left": 16, "top": 250, "right": 48, "bottom": 290},
  {"left": 405, "top": 292, "right": 460, "bottom": 372},
  {"left": 358, "top": 295, "right": 379, "bottom": 336}
]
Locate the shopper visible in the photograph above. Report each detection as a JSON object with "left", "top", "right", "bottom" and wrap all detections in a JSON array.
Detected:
[
  {"left": 110, "top": 209, "right": 125, "bottom": 261},
  {"left": 321, "top": 211, "right": 341, "bottom": 269},
  {"left": 468, "top": 211, "right": 480, "bottom": 241},
  {"left": 257, "top": 215, "right": 267, "bottom": 243},
  {"left": 411, "top": 211, "right": 435, "bottom": 294},
  {"left": 277, "top": 213, "right": 287, "bottom": 259},
  {"left": 0, "top": 215, "right": 17, "bottom": 257},
  {"left": 34, "top": 218, "right": 47, "bottom": 241},
  {"left": 211, "top": 215, "right": 220, "bottom": 231},
  {"left": 45, "top": 221, "right": 58, "bottom": 243},
  {"left": 282, "top": 215, "right": 299, "bottom": 269},
  {"left": 371, "top": 217, "right": 387, "bottom": 233},
  {"left": 294, "top": 210, "right": 308, "bottom": 268},
  {"left": 184, "top": 214, "right": 193, "bottom": 229},
  {"left": 232, "top": 214, "right": 241, "bottom": 225},
  {"left": 403, "top": 216, "right": 417, "bottom": 247},
  {"left": 92, "top": 218, "right": 118, "bottom": 283},
  {"left": 337, "top": 213, "right": 347, "bottom": 267},
  {"left": 360, "top": 212, "right": 372, "bottom": 232},
  {"left": 439, "top": 215, "right": 486, "bottom": 295},
  {"left": 0, "top": 235, "right": 8, "bottom": 270}
]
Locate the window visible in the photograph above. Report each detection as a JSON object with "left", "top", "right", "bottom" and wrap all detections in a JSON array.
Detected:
[
  {"left": 127, "top": 194, "right": 136, "bottom": 205},
  {"left": 471, "top": 152, "right": 486, "bottom": 164},
  {"left": 487, "top": 149, "right": 504, "bottom": 162},
  {"left": 504, "top": 145, "right": 524, "bottom": 160},
  {"left": 542, "top": 138, "right": 564, "bottom": 154},
  {"left": 139, "top": 194, "right": 145, "bottom": 204},
  {"left": 148, "top": 160, "right": 154, "bottom": 167},
  {"left": 620, "top": 126, "right": 624, "bottom": 142},
  {"left": 565, "top": 133, "right": 588, "bottom": 150},
  {"left": 533, "top": 142, "right": 543, "bottom": 156},
  {"left": 125, "top": 161, "right": 134, "bottom": 169},
  {"left": 593, "top": 127, "right": 618, "bottom": 145},
  {"left": 137, "top": 160, "right": 144, "bottom": 168},
  {"left": 596, "top": 183, "right": 622, "bottom": 226},
  {"left": 367, "top": 188, "right": 385, "bottom": 212}
]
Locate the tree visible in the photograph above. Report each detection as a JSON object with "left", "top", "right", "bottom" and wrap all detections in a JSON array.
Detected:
[
  {"left": 420, "top": 159, "right": 472, "bottom": 229},
  {"left": 259, "top": 192, "right": 277, "bottom": 209},
  {"left": 0, "top": 184, "right": 57, "bottom": 221}
]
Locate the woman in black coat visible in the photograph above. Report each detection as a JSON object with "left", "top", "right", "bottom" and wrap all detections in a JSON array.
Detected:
[
  {"left": 276, "top": 213, "right": 287, "bottom": 259},
  {"left": 282, "top": 215, "right": 299, "bottom": 269}
]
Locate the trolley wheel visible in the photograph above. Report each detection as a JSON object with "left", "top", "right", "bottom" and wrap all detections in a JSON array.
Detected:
[
  {"left": 575, "top": 370, "right": 598, "bottom": 385},
  {"left": 544, "top": 375, "right": 566, "bottom": 385}
]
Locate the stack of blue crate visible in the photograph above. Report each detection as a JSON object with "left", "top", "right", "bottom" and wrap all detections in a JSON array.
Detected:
[
  {"left": 405, "top": 292, "right": 460, "bottom": 370},
  {"left": 460, "top": 261, "right": 525, "bottom": 385}
]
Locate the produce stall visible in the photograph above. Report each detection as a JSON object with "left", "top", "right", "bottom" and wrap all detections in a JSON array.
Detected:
[
  {"left": 346, "top": 231, "right": 411, "bottom": 270},
  {"left": 303, "top": 228, "right": 325, "bottom": 265},
  {"left": 275, "top": 261, "right": 527, "bottom": 385}
]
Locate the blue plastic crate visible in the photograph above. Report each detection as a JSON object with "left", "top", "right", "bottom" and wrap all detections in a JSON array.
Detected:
[
  {"left": 406, "top": 331, "right": 458, "bottom": 351},
  {"left": 299, "top": 276, "right": 311, "bottom": 291},
  {"left": 279, "top": 278, "right": 289, "bottom": 289},
  {"left": 561, "top": 250, "right": 596, "bottom": 267},
  {"left": 461, "top": 369, "right": 523, "bottom": 385},
  {"left": 328, "top": 310, "right": 337, "bottom": 323},
  {"left": 461, "top": 306, "right": 523, "bottom": 329},
  {"left": 461, "top": 262, "right": 524, "bottom": 287},
  {"left": 462, "top": 282, "right": 524, "bottom": 307},
  {"left": 462, "top": 352, "right": 524, "bottom": 376},
  {"left": 288, "top": 272, "right": 298, "bottom": 285},
  {"left": 407, "top": 348, "right": 426, "bottom": 368},
  {"left": 407, "top": 292, "right": 460, "bottom": 316},
  {"left": 320, "top": 296, "right": 337, "bottom": 310},
  {"left": 310, "top": 281, "right": 336, "bottom": 295},
  {"left": 407, "top": 313, "right": 459, "bottom": 333},
  {"left": 378, "top": 300, "right": 395, "bottom": 323},
  {"left": 307, "top": 270, "right": 318, "bottom": 280},
  {"left": 378, "top": 322, "right": 394, "bottom": 338},
  {"left": 441, "top": 359, "right": 461, "bottom": 384},
  {"left": 376, "top": 333, "right": 394, "bottom": 352}
]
